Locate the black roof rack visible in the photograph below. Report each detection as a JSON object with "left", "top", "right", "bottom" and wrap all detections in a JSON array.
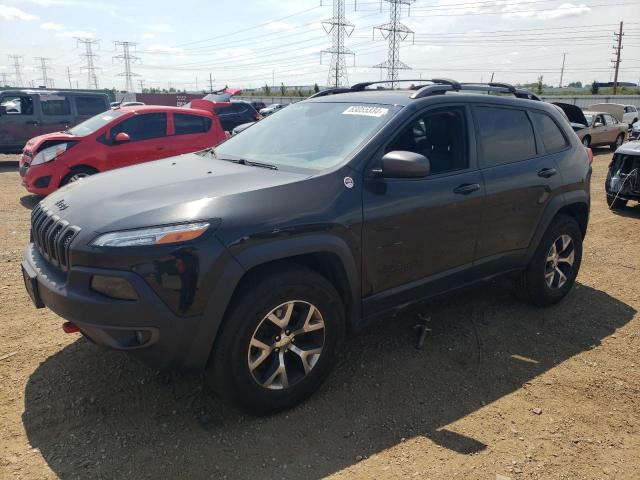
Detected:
[{"left": 311, "top": 78, "right": 540, "bottom": 102}]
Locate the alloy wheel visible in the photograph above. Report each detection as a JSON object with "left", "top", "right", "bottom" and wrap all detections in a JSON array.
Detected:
[
  {"left": 248, "top": 300, "right": 325, "bottom": 390},
  {"left": 544, "top": 234, "right": 575, "bottom": 289}
]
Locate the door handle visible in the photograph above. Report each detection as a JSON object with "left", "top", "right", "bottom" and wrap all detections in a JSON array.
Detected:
[
  {"left": 538, "top": 168, "right": 557, "bottom": 178},
  {"left": 453, "top": 183, "right": 481, "bottom": 195},
  {"left": 25, "top": 121, "right": 39, "bottom": 125}
]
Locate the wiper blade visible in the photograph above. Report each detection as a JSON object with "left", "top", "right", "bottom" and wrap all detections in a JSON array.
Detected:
[{"left": 218, "top": 156, "right": 278, "bottom": 170}]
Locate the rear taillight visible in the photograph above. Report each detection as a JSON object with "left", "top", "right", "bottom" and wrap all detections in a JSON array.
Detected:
[{"left": 585, "top": 147, "right": 593, "bottom": 164}]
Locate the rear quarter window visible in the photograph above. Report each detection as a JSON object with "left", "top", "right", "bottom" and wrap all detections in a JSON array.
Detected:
[
  {"left": 530, "top": 111, "right": 569, "bottom": 154},
  {"left": 474, "top": 106, "right": 537, "bottom": 168},
  {"left": 174, "top": 113, "right": 212, "bottom": 135},
  {"left": 75, "top": 96, "right": 107, "bottom": 116}
]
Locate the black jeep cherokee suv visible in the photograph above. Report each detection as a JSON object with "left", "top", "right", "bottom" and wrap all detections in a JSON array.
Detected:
[{"left": 22, "top": 80, "right": 591, "bottom": 414}]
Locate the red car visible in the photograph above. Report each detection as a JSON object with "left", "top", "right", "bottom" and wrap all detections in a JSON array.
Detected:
[{"left": 19, "top": 101, "right": 227, "bottom": 196}]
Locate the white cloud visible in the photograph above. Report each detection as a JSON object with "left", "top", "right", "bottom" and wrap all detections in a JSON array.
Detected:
[
  {"left": 147, "top": 24, "right": 173, "bottom": 33},
  {"left": 55, "top": 29, "right": 94, "bottom": 38},
  {"left": 502, "top": 2, "right": 591, "bottom": 20},
  {"left": 0, "top": 5, "right": 38, "bottom": 21},
  {"left": 40, "top": 21, "right": 63, "bottom": 30},
  {"left": 140, "top": 32, "right": 155, "bottom": 39}
]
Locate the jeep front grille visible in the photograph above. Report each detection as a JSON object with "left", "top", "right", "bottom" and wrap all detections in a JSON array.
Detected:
[{"left": 30, "top": 204, "right": 80, "bottom": 272}]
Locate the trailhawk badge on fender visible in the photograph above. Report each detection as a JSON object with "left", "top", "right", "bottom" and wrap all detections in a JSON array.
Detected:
[{"left": 344, "top": 177, "right": 354, "bottom": 189}]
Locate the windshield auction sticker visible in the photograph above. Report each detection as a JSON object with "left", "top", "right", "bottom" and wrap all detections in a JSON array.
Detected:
[{"left": 342, "top": 106, "right": 389, "bottom": 118}]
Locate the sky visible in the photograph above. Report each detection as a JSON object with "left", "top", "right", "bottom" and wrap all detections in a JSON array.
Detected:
[{"left": 0, "top": 0, "right": 639, "bottom": 92}]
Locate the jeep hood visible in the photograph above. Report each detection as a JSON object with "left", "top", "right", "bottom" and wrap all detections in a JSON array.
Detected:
[
  {"left": 552, "top": 102, "right": 588, "bottom": 128},
  {"left": 40, "top": 152, "right": 308, "bottom": 234}
]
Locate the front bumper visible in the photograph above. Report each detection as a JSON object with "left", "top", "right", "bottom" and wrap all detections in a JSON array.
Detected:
[
  {"left": 22, "top": 243, "right": 208, "bottom": 370},
  {"left": 20, "top": 161, "right": 61, "bottom": 196}
]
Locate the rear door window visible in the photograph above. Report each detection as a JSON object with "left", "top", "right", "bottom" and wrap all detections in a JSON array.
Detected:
[
  {"left": 474, "top": 106, "right": 537, "bottom": 168},
  {"left": 75, "top": 96, "right": 107, "bottom": 116},
  {"left": 40, "top": 94, "right": 71, "bottom": 115},
  {"left": 110, "top": 113, "right": 167, "bottom": 141},
  {"left": 530, "top": 111, "right": 568, "bottom": 154},
  {"left": 174, "top": 113, "right": 212, "bottom": 135},
  {"left": 1, "top": 95, "right": 35, "bottom": 115}
]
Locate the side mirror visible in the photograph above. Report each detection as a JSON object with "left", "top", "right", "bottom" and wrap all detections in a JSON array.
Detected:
[
  {"left": 377, "top": 150, "right": 430, "bottom": 178},
  {"left": 114, "top": 132, "right": 130, "bottom": 143},
  {"left": 594, "top": 122, "right": 604, "bottom": 128}
]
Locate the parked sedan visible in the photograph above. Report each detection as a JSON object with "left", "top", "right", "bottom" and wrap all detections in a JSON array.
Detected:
[
  {"left": 19, "top": 102, "right": 227, "bottom": 195},
  {"left": 553, "top": 103, "right": 627, "bottom": 149},
  {"left": 259, "top": 103, "right": 286, "bottom": 116}
]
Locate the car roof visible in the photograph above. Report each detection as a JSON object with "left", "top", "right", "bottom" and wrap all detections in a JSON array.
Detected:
[
  {"left": 115, "top": 105, "right": 212, "bottom": 115},
  {"left": 583, "top": 111, "right": 607, "bottom": 115},
  {"left": 616, "top": 140, "right": 640, "bottom": 156},
  {"left": 0, "top": 89, "right": 105, "bottom": 96}
]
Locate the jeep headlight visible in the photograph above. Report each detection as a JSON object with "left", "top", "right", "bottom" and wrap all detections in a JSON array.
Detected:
[
  {"left": 91, "top": 222, "right": 210, "bottom": 247},
  {"left": 31, "top": 143, "right": 69, "bottom": 165}
]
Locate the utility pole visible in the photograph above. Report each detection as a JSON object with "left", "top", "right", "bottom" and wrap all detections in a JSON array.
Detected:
[
  {"left": 612, "top": 21, "right": 623, "bottom": 95},
  {"left": 138, "top": 79, "right": 144, "bottom": 92},
  {"left": 76, "top": 38, "right": 100, "bottom": 89},
  {"left": 209, "top": 73, "right": 213, "bottom": 93},
  {"left": 321, "top": 0, "right": 355, "bottom": 88},
  {"left": 113, "top": 41, "right": 140, "bottom": 92},
  {"left": 8, "top": 55, "right": 24, "bottom": 86},
  {"left": 66, "top": 66, "right": 73, "bottom": 89},
  {"left": 35, "top": 57, "right": 54, "bottom": 87},
  {"left": 559, "top": 52, "right": 567, "bottom": 88},
  {"left": 373, "top": 0, "right": 416, "bottom": 88}
]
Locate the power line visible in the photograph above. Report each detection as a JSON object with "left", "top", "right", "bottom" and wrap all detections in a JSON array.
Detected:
[
  {"left": 373, "top": 0, "right": 415, "bottom": 87},
  {"left": 76, "top": 38, "right": 101, "bottom": 89},
  {"left": 321, "top": 0, "right": 355, "bottom": 87},
  {"left": 113, "top": 41, "right": 140, "bottom": 92},
  {"left": 34, "top": 57, "right": 54, "bottom": 88},
  {"left": 612, "top": 21, "right": 624, "bottom": 95},
  {"left": 8, "top": 55, "right": 24, "bottom": 87}
]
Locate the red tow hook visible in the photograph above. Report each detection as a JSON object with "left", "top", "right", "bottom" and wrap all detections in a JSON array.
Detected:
[{"left": 62, "top": 321, "right": 80, "bottom": 334}]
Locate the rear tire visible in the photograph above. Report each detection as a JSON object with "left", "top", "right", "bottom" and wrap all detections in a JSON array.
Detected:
[
  {"left": 206, "top": 264, "right": 345, "bottom": 415},
  {"left": 610, "top": 133, "right": 624, "bottom": 151},
  {"left": 515, "top": 215, "right": 582, "bottom": 307},
  {"left": 60, "top": 166, "right": 98, "bottom": 186},
  {"left": 607, "top": 195, "right": 627, "bottom": 209},
  {"left": 582, "top": 136, "right": 591, "bottom": 148}
]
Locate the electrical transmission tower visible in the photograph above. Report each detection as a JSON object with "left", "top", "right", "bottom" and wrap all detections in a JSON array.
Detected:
[
  {"left": 373, "top": 0, "right": 415, "bottom": 88},
  {"left": 321, "top": 0, "right": 355, "bottom": 88},
  {"left": 611, "top": 21, "right": 624, "bottom": 95},
  {"left": 8, "top": 55, "right": 24, "bottom": 86},
  {"left": 76, "top": 38, "right": 101, "bottom": 89},
  {"left": 35, "top": 57, "right": 54, "bottom": 87},
  {"left": 0, "top": 72, "right": 8, "bottom": 87},
  {"left": 113, "top": 41, "right": 140, "bottom": 92}
]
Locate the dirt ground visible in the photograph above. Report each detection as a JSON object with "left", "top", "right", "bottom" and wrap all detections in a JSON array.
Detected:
[{"left": 0, "top": 150, "right": 638, "bottom": 480}]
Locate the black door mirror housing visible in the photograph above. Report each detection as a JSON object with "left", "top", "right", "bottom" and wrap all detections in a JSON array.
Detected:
[{"left": 377, "top": 150, "right": 431, "bottom": 178}]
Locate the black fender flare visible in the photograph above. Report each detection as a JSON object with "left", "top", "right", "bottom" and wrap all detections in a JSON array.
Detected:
[
  {"left": 184, "top": 234, "right": 361, "bottom": 369},
  {"left": 525, "top": 190, "right": 589, "bottom": 262}
]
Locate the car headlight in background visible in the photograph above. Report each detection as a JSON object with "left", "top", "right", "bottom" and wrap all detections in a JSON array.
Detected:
[
  {"left": 30, "top": 143, "right": 70, "bottom": 165},
  {"left": 91, "top": 222, "right": 210, "bottom": 247}
]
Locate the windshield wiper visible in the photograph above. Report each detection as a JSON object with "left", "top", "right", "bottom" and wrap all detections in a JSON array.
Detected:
[{"left": 217, "top": 156, "right": 278, "bottom": 170}]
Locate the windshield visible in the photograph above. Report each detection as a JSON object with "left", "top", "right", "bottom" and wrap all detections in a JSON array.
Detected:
[
  {"left": 212, "top": 102, "right": 398, "bottom": 171},
  {"left": 67, "top": 110, "right": 125, "bottom": 136},
  {"left": 583, "top": 113, "right": 594, "bottom": 126}
]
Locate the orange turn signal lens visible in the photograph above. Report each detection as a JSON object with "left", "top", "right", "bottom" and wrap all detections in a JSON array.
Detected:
[{"left": 156, "top": 227, "right": 208, "bottom": 244}]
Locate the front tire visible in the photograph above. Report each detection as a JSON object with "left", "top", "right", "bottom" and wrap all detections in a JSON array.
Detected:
[
  {"left": 515, "top": 215, "right": 582, "bottom": 307},
  {"left": 207, "top": 265, "right": 345, "bottom": 415},
  {"left": 60, "top": 166, "right": 98, "bottom": 186},
  {"left": 607, "top": 195, "right": 627, "bottom": 209}
]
